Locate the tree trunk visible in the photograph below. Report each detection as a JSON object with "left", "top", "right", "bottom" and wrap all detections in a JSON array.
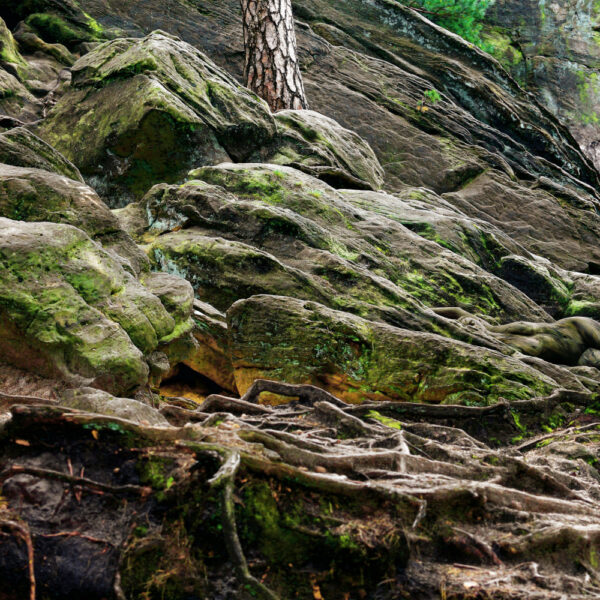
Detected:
[{"left": 240, "top": 0, "right": 309, "bottom": 112}]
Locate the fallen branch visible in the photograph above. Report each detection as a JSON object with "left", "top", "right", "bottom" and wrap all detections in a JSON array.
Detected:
[{"left": 1, "top": 465, "right": 152, "bottom": 498}]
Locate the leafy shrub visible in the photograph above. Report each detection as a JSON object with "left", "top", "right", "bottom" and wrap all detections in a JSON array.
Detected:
[{"left": 406, "top": 0, "right": 495, "bottom": 48}]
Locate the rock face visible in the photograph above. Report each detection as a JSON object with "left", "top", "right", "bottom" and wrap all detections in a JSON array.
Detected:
[
  {"left": 260, "top": 109, "right": 385, "bottom": 189},
  {"left": 2, "top": 2, "right": 600, "bottom": 599},
  {"left": 0, "top": 127, "right": 82, "bottom": 181},
  {"left": 0, "top": 163, "right": 146, "bottom": 273},
  {"left": 39, "top": 31, "right": 276, "bottom": 206},
  {"left": 0, "top": 17, "right": 36, "bottom": 121},
  {"left": 485, "top": 0, "right": 600, "bottom": 171}
]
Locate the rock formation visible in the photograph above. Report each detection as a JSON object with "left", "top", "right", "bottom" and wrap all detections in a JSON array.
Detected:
[{"left": 0, "top": 1, "right": 600, "bottom": 598}]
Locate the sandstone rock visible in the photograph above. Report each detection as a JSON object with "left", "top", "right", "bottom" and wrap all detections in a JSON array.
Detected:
[
  {"left": 185, "top": 300, "right": 236, "bottom": 392},
  {"left": 0, "top": 17, "right": 27, "bottom": 78},
  {"left": 0, "top": 163, "right": 147, "bottom": 274},
  {"left": 0, "top": 218, "right": 195, "bottom": 395},
  {"left": 261, "top": 109, "right": 384, "bottom": 190},
  {"left": 442, "top": 170, "right": 600, "bottom": 273},
  {"left": 60, "top": 387, "right": 169, "bottom": 426},
  {"left": 227, "top": 295, "right": 557, "bottom": 404},
  {"left": 485, "top": 0, "right": 600, "bottom": 171},
  {"left": 39, "top": 31, "right": 276, "bottom": 206},
  {"left": 0, "top": 127, "right": 81, "bottom": 180},
  {"left": 13, "top": 23, "right": 76, "bottom": 66},
  {"left": 182, "top": 163, "right": 551, "bottom": 324},
  {"left": 0, "top": 218, "right": 150, "bottom": 394},
  {"left": 141, "top": 271, "right": 194, "bottom": 326},
  {"left": 0, "top": 68, "right": 36, "bottom": 122}
]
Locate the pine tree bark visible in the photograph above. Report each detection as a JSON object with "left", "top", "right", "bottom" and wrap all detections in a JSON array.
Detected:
[{"left": 240, "top": 0, "right": 309, "bottom": 112}]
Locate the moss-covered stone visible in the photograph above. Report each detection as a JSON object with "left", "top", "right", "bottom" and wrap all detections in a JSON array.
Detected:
[
  {"left": 0, "top": 17, "right": 27, "bottom": 79},
  {"left": 0, "top": 218, "right": 151, "bottom": 394},
  {"left": 24, "top": 13, "right": 97, "bottom": 48},
  {"left": 0, "top": 218, "right": 196, "bottom": 394},
  {"left": 0, "top": 128, "right": 82, "bottom": 181},
  {"left": 148, "top": 231, "right": 329, "bottom": 312},
  {"left": 0, "top": 163, "right": 147, "bottom": 274},
  {"left": 39, "top": 31, "right": 275, "bottom": 206},
  {"left": 261, "top": 109, "right": 385, "bottom": 190},
  {"left": 227, "top": 295, "right": 557, "bottom": 405}
]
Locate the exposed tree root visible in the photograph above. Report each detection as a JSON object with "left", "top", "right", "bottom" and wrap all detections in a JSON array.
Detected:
[
  {"left": 1, "top": 380, "right": 599, "bottom": 598},
  {"left": 0, "top": 518, "right": 35, "bottom": 600},
  {"left": 0, "top": 465, "right": 152, "bottom": 498}
]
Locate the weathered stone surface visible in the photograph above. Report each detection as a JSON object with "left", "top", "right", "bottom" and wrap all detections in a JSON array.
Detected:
[
  {"left": 0, "top": 16, "right": 27, "bottom": 77},
  {"left": 39, "top": 31, "right": 276, "bottom": 206},
  {"left": 0, "top": 67, "right": 36, "bottom": 122},
  {"left": 227, "top": 295, "right": 557, "bottom": 404},
  {"left": 70, "top": 0, "right": 600, "bottom": 193},
  {"left": 0, "top": 218, "right": 151, "bottom": 394},
  {"left": 0, "top": 163, "right": 147, "bottom": 274},
  {"left": 485, "top": 0, "right": 600, "bottom": 171},
  {"left": 441, "top": 170, "right": 600, "bottom": 273},
  {"left": 13, "top": 22, "right": 76, "bottom": 66},
  {"left": 185, "top": 300, "right": 236, "bottom": 392},
  {"left": 70, "top": 0, "right": 600, "bottom": 283},
  {"left": 0, "top": 127, "right": 82, "bottom": 180},
  {"left": 60, "top": 387, "right": 169, "bottom": 425},
  {"left": 176, "top": 163, "right": 551, "bottom": 324},
  {"left": 141, "top": 271, "right": 194, "bottom": 326},
  {"left": 0, "top": 218, "right": 195, "bottom": 395},
  {"left": 260, "top": 109, "right": 384, "bottom": 190}
]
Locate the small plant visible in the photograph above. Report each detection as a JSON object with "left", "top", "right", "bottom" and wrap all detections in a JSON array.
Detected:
[
  {"left": 417, "top": 88, "right": 442, "bottom": 112},
  {"left": 424, "top": 89, "right": 442, "bottom": 104}
]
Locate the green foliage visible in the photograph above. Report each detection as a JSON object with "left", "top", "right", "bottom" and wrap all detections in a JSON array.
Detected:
[
  {"left": 423, "top": 89, "right": 442, "bottom": 104},
  {"left": 405, "top": 0, "right": 495, "bottom": 48}
]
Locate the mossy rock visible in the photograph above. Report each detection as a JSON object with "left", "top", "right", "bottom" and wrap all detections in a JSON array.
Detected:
[
  {"left": 262, "top": 109, "right": 385, "bottom": 190},
  {"left": 0, "top": 68, "right": 36, "bottom": 121},
  {"left": 184, "top": 299, "right": 237, "bottom": 393},
  {"left": 0, "top": 127, "right": 82, "bottom": 180},
  {"left": 24, "top": 13, "right": 97, "bottom": 49},
  {"left": 0, "top": 17, "right": 27, "bottom": 79},
  {"left": 188, "top": 163, "right": 551, "bottom": 324},
  {"left": 1, "top": 0, "right": 105, "bottom": 50},
  {"left": 0, "top": 163, "right": 147, "bottom": 274},
  {"left": 148, "top": 230, "right": 329, "bottom": 312},
  {"left": 12, "top": 23, "right": 76, "bottom": 66},
  {"left": 39, "top": 31, "right": 275, "bottom": 207},
  {"left": 227, "top": 295, "right": 557, "bottom": 405},
  {"left": 0, "top": 218, "right": 195, "bottom": 394}
]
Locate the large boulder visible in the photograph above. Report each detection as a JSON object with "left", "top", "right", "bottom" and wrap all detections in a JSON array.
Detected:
[
  {"left": 0, "top": 127, "right": 82, "bottom": 180},
  {"left": 39, "top": 31, "right": 276, "bottom": 206},
  {"left": 0, "top": 163, "right": 146, "bottom": 274},
  {"left": 0, "top": 218, "right": 192, "bottom": 395},
  {"left": 227, "top": 295, "right": 557, "bottom": 404},
  {"left": 137, "top": 163, "right": 551, "bottom": 325},
  {"left": 259, "top": 109, "right": 385, "bottom": 190}
]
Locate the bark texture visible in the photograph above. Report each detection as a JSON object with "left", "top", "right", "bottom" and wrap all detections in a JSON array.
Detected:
[{"left": 240, "top": 0, "right": 308, "bottom": 111}]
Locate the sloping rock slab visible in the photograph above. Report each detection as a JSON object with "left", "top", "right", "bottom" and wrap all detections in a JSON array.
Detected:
[{"left": 227, "top": 295, "right": 557, "bottom": 405}]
